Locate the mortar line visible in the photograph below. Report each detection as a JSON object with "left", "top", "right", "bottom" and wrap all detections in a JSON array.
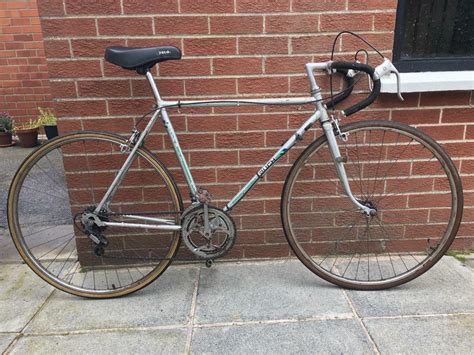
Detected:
[
  {"left": 10, "top": 310, "right": 474, "bottom": 338},
  {"left": 15, "top": 313, "right": 355, "bottom": 338},
  {"left": 3, "top": 289, "right": 56, "bottom": 354},
  {"left": 193, "top": 314, "right": 354, "bottom": 329},
  {"left": 363, "top": 311, "right": 474, "bottom": 320},
  {"left": 342, "top": 289, "right": 381, "bottom": 355},
  {"left": 185, "top": 266, "right": 201, "bottom": 354}
]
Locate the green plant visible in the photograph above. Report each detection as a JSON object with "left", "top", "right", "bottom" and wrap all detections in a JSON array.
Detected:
[
  {"left": 446, "top": 250, "right": 470, "bottom": 263},
  {"left": 37, "top": 107, "right": 57, "bottom": 126},
  {"left": 0, "top": 112, "right": 13, "bottom": 133}
]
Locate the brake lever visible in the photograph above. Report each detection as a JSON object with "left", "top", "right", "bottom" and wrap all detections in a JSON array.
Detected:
[
  {"left": 391, "top": 70, "right": 404, "bottom": 101},
  {"left": 374, "top": 58, "right": 404, "bottom": 101}
]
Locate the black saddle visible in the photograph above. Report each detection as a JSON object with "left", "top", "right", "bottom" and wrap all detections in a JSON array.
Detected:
[{"left": 104, "top": 45, "right": 181, "bottom": 74}]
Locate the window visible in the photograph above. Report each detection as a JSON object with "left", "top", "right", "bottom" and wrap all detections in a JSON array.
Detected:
[{"left": 393, "top": 0, "right": 474, "bottom": 72}]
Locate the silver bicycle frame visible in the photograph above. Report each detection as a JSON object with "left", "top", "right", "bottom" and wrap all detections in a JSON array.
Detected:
[{"left": 94, "top": 62, "right": 372, "bottom": 231}]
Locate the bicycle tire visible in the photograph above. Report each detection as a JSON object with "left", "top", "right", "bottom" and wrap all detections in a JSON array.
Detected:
[
  {"left": 8, "top": 131, "right": 183, "bottom": 298},
  {"left": 281, "top": 120, "right": 463, "bottom": 290}
]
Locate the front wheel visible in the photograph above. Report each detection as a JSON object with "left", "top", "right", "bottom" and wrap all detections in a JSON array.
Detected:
[
  {"left": 281, "top": 120, "right": 463, "bottom": 290},
  {"left": 7, "top": 131, "right": 183, "bottom": 298}
]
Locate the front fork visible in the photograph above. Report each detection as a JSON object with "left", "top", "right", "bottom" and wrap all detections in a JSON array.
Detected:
[{"left": 321, "top": 117, "right": 375, "bottom": 216}]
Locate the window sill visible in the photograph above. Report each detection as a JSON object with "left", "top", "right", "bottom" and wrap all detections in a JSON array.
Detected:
[{"left": 380, "top": 71, "right": 474, "bottom": 93}]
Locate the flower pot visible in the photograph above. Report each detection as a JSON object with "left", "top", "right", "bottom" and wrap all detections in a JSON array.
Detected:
[
  {"left": 0, "top": 132, "right": 13, "bottom": 147},
  {"left": 16, "top": 128, "right": 38, "bottom": 148},
  {"left": 44, "top": 125, "right": 58, "bottom": 140}
]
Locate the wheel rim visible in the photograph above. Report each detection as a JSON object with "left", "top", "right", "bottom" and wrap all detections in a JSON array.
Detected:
[
  {"left": 8, "top": 133, "right": 182, "bottom": 297},
  {"left": 283, "top": 122, "right": 461, "bottom": 288}
]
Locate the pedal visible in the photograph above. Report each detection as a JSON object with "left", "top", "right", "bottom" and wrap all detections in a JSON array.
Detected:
[{"left": 205, "top": 259, "right": 214, "bottom": 268}]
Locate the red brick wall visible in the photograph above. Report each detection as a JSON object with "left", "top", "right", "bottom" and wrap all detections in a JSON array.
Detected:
[
  {"left": 37, "top": 0, "right": 473, "bottom": 257},
  {"left": 0, "top": 0, "right": 52, "bottom": 123}
]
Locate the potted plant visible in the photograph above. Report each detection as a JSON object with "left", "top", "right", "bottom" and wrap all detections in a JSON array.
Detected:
[
  {"left": 0, "top": 112, "right": 14, "bottom": 147},
  {"left": 38, "top": 107, "right": 58, "bottom": 140},
  {"left": 14, "top": 119, "right": 40, "bottom": 148}
]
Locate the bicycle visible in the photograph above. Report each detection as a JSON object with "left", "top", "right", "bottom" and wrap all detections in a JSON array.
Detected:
[{"left": 7, "top": 34, "right": 463, "bottom": 298}]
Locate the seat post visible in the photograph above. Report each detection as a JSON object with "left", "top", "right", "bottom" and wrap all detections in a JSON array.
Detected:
[{"left": 145, "top": 70, "right": 162, "bottom": 105}]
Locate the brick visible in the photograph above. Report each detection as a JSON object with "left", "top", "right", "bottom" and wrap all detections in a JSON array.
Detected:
[
  {"left": 464, "top": 126, "right": 474, "bottom": 140},
  {"left": 238, "top": 77, "right": 288, "bottom": 94},
  {"left": 391, "top": 109, "right": 441, "bottom": 125},
  {"left": 348, "top": 0, "right": 397, "bottom": 10},
  {"left": 98, "top": 18, "right": 153, "bottom": 36},
  {"left": 184, "top": 37, "right": 237, "bottom": 56},
  {"left": 373, "top": 13, "right": 396, "bottom": 31},
  {"left": 187, "top": 114, "right": 237, "bottom": 132},
  {"left": 190, "top": 150, "right": 239, "bottom": 166},
  {"left": 320, "top": 13, "right": 372, "bottom": 32},
  {"left": 132, "top": 78, "right": 184, "bottom": 97},
  {"left": 442, "top": 108, "right": 474, "bottom": 123},
  {"left": 41, "top": 19, "right": 96, "bottom": 37},
  {"left": 217, "top": 167, "right": 258, "bottom": 183},
  {"left": 420, "top": 91, "right": 472, "bottom": 107},
  {"left": 154, "top": 16, "right": 208, "bottom": 35},
  {"left": 236, "top": 0, "right": 289, "bottom": 13},
  {"left": 159, "top": 58, "right": 211, "bottom": 76},
  {"left": 292, "top": 0, "right": 346, "bottom": 11},
  {"left": 417, "top": 125, "right": 464, "bottom": 141},
  {"left": 238, "top": 37, "right": 288, "bottom": 55},
  {"left": 216, "top": 132, "right": 264, "bottom": 148},
  {"left": 78, "top": 79, "right": 131, "bottom": 98},
  {"left": 264, "top": 55, "right": 311, "bottom": 74},
  {"left": 210, "top": 16, "right": 263, "bottom": 34},
  {"left": 341, "top": 32, "right": 394, "bottom": 52},
  {"left": 54, "top": 100, "right": 107, "bottom": 117},
  {"left": 108, "top": 98, "right": 154, "bottom": 115},
  {"left": 186, "top": 78, "right": 236, "bottom": 96},
  {"left": 43, "top": 39, "right": 70, "bottom": 58},
  {"left": 72, "top": 39, "right": 126, "bottom": 57},
  {"left": 180, "top": 0, "right": 233, "bottom": 13},
  {"left": 123, "top": 0, "right": 178, "bottom": 13},
  {"left": 238, "top": 113, "right": 287, "bottom": 130},
  {"left": 46, "top": 60, "right": 102, "bottom": 78},
  {"left": 65, "top": 0, "right": 121, "bottom": 15},
  {"left": 266, "top": 14, "right": 319, "bottom": 34},
  {"left": 213, "top": 57, "right": 262, "bottom": 75},
  {"left": 37, "top": 0, "right": 65, "bottom": 16},
  {"left": 291, "top": 35, "right": 335, "bottom": 54},
  {"left": 50, "top": 81, "right": 77, "bottom": 98}
]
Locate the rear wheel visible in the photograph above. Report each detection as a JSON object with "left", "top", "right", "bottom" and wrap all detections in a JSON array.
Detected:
[
  {"left": 8, "top": 131, "right": 183, "bottom": 298},
  {"left": 281, "top": 120, "right": 463, "bottom": 290}
]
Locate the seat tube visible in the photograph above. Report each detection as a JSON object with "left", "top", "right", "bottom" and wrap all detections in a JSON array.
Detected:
[{"left": 146, "top": 71, "right": 198, "bottom": 197}]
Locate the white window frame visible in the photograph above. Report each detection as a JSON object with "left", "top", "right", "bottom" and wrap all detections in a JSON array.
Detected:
[{"left": 381, "top": 71, "right": 474, "bottom": 93}]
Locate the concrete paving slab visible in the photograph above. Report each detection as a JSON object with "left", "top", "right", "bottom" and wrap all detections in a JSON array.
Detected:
[
  {"left": 0, "top": 334, "right": 17, "bottom": 353},
  {"left": 0, "top": 264, "right": 53, "bottom": 332},
  {"left": 191, "top": 319, "right": 373, "bottom": 354},
  {"left": 365, "top": 314, "right": 474, "bottom": 354},
  {"left": 0, "top": 230, "right": 20, "bottom": 263},
  {"left": 347, "top": 257, "right": 474, "bottom": 317},
  {"left": 25, "top": 266, "right": 198, "bottom": 333},
  {"left": 195, "top": 260, "right": 353, "bottom": 324},
  {"left": 9, "top": 328, "right": 187, "bottom": 355},
  {"left": 0, "top": 146, "right": 34, "bottom": 230}
]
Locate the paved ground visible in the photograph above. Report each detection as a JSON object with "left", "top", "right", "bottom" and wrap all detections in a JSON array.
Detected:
[{"left": 1, "top": 145, "right": 474, "bottom": 354}]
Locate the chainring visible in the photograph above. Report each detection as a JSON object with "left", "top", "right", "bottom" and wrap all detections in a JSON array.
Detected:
[{"left": 181, "top": 205, "right": 236, "bottom": 259}]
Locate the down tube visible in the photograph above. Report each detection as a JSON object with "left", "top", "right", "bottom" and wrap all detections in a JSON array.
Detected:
[{"left": 223, "top": 111, "right": 321, "bottom": 212}]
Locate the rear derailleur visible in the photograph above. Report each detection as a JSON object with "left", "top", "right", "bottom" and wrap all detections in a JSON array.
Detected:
[{"left": 79, "top": 207, "right": 109, "bottom": 256}]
